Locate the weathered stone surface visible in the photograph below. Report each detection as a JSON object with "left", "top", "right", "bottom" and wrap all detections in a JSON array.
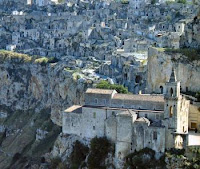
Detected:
[
  {"left": 147, "top": 47, "right": 200, "bottom": 94},
  {"left": 0, "top": 58, "right": 90, "bottom": 126}
]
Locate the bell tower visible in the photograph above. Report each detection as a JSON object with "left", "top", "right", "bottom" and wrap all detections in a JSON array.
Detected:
[
  {"left": 164, "top": 67, "right": 189, "bottom": 150},
  {"left": 164, "top": 68, "right": 181, "bottom": 130}
]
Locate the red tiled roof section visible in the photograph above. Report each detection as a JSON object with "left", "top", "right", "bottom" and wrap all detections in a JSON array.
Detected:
[{"left": 113, "top": 94, "right": 164, "bottom": 102}]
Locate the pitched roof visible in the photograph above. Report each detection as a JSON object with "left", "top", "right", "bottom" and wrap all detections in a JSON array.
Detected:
[
  {"left": 85, "top": 88, "right": 116, "bottom": 95},
  {"left": 169, "top": 67, "right": 176, "bottom": 82},
  {"left": 113, "top": 93, "right": 164, "bottom": 102},
  {"left": 64, "top": 105, "right": 82, "bottom": 114}
]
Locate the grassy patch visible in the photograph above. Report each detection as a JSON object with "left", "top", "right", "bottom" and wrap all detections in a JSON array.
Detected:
[
  {"left": 121, "top": 0, "right": 129, "bottom": 4},
  {"left": 0, "top": 50, "right": 32, "bottom": 63},
  {"left": 0, "top": 50, "right": 59, "bottom": 65}
]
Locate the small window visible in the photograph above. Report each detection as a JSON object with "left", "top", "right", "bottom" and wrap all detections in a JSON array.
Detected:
[
  {"left": 145, "top": 114, "right": 148, "bottom": 118},
  {"left": 153, "top": 131, "right": 157, "bottom": 140},
  {"left": 72, "top": 123, "right": 73, "bottom": 127},
  {"left": 191, "top": 122, "right": 197, "bottom": 129},
  {"left": 112, "top": 111, "right": 115, "bottom": 116},
  {"left": 93, "top": 112, "right": 96, "bottom": 118},
  {"left": 95, "top": 98, "right": 98, "bottom": 104},
  {"left": 103, "top": 99, "right": 106, "bottom": 104},
  {"left": 93, "top": 126, "right": 95, "bottom": 130}
]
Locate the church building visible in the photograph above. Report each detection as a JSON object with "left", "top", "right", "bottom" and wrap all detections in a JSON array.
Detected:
[{"left": 62, "top": 68, "right": 190, "bottom": 161}]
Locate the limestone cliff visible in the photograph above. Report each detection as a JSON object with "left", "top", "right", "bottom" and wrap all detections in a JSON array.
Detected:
[
  {"left": 0, "top": 51, "right": 91, "bottom": 169},
  {"left": 147, "top": 47, "right": 200, "bottom": 94}
]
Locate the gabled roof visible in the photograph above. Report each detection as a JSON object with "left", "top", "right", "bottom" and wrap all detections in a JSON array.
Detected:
[
  {"left": 85, "top": 88, "right": 116, "bottom": 95},
  {"left": 169, "top": 67, "right": 176, "bottom": 82},
  {"left": 64, "top": 105, "right": 82, "bottom": 114},
  {"left": 113, "top": 93, "right": 164, "bottom": 102}
]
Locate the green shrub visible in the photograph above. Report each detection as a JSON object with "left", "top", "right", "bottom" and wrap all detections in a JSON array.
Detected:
[
  {"left": 96, "top": 80, "right": 128, "bottom": 94},
  {"left": 167, "top": 148, "right": 185, "bottom": 156},
  {"left": 70, "top": 141, "right": 89, "bottom": 169},
  {"left": 50, "top": 157, "right": 62, "bottom": 169},
  {"left": 50, "top": 157, "right": 67, "bottom": 169},
  {"left": 177, "top": 0, "right": 186, "bottom": 4},
  {"left": 165, "top": 48, "right": 200, "bottom": 61},
  {"left": 125, "top": 148, "right": 166, "bottom": 169},
  {"left": 88, "top": 137, "right": 112, "bottom": 169},
  {"left": 34, "top": 57, "right": 58, "bottom": 66}
]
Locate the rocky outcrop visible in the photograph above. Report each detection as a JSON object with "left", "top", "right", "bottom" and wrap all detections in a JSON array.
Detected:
[
  {"left": 0, "top": 54, "right": 91, "bottom": 126},
  {"left": 180, "top": 13, "right": 200, "bottom": 49},
  {"left": 0, "top": 52, "right": 91, "bottom": 169},
  {"left": 51, "top": 134, "right": 89, "bottom": 162},
  {"left": 147, "top": 47, "right": 200, "bottom": 94}
]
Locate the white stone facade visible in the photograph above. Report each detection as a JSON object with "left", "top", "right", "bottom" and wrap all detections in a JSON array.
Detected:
[{"left": 62, "top": 70, "right": 190, "bottom": 164}]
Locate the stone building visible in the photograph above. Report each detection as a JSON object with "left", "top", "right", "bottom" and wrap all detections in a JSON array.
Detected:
[
  {"left": 188, "top": 102, "right": 200, "bottom": 131},
  {"left": 62, "top": 69, "right": 190, "bottom": 165}
]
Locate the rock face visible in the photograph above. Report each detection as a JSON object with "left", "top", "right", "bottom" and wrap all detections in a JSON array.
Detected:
[
  {"left": 0, "top": 56, "right": 90, "bottom": 126},
  {"left": 147, "top": 47, "right": 200, "bottom": 94},
  {"left": 181, "top": 14, "right": 200, "bottom": 49},
  {"left": 52, "top": 134, "right": 90, "bottom": 162},
  {"left": 0, "top": 53, "right": 91, "bottom": 169}
]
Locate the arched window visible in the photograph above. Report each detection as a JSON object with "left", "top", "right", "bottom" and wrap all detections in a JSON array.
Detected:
[
  {"left": 170, "top": 88, "right": 173, "bottom": 97},
  {"left": 169, "top": 106, "right": 173, "bottom": 118}
]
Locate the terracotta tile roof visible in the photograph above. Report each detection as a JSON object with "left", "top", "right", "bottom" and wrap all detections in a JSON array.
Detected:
[
  {"left": 86, "top": 88, "right": 116, "bottom": 95},
  {"left": 113, "top": 93, "right": 164, "bottom": 102}
]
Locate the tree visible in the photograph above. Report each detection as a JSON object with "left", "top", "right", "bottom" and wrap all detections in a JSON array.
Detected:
[
  {"left": 96, "top": 80, "right": 128, "bottom": 94},
  {"left": 177, "top": 0, "right": 186, "bottom": 4}
]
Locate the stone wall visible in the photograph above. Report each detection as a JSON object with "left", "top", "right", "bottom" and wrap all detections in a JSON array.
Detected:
[
  {"left": 132, "top": 122, "right": 166, "bottom": 153},
  {"left": 188, "top": 102, "right": 200, "bottom": 131}
]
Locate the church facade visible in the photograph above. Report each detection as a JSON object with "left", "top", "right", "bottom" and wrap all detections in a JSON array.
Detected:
[{"left": 62, "top": 69, "right": 190, "bottom": 160}]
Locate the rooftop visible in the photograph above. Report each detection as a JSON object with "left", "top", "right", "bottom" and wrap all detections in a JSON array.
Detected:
[
  {"left": 85, "top": 88, "right": 116, "bottom": 95},
  {"left": 64, "top": 105, "right": 82, "bottom": 113},
  {"left": 83, "top": 105, "right": 164, "bottom": 113},
  {"left": 113, "top": 93, "right": 164, "bottom": 102}
]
